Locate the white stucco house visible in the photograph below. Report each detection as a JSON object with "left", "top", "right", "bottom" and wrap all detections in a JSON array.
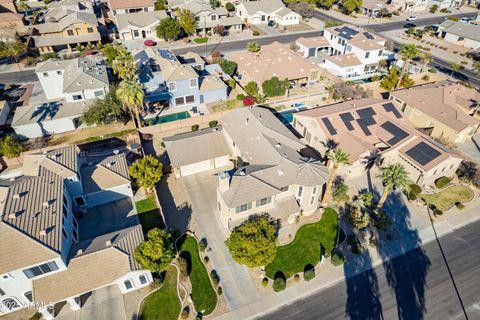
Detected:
[
  {"left": 115, "top": 10, "right": 168, "bottom": 41},
  {"left": 390, "top": 0, "right": 428, "bottom": 11},
  {"left": 296, "top": 24, "right": 393, "bottom": 79},
  {"left": 439, "top": 19, "right": 480, "bottom": 49},
  {"left": 35, "top": 56, "right": 109, "bottom": 102},
  {"left": 236, "top": 0, "right": 301, "bottom": 26},
  {"left": 0, "top": 146, "right": 151, "bottom": 319}
]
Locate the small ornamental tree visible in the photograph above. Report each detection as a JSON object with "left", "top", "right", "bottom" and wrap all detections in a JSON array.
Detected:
[
  {"left": 340, "top": 0, "right": 362, "bottom": 14},
  {"left": 213, "top": 24, "right": 227, "bottom": 36},
  {"left": 225, "top": 2, "right": 235, "bottom": 11},
  {"left": 0, "top": 135, "right": 25, "bottom": 160},
  {"left": 154, "top": 0, "right": 166, "bottom": 10},
  {"left": 219, "top": 59, "right": 237, "bottom": 76},
  {"left": 244, "top": 81, "right": 258, "bottom": 97},
  {"left": 317, "top": 0, "right": 335, "bottom": 9},
  {"left": 156, "top": 17, "right": 182, "bottom": 41},
  {"left": 225, "top": 216, "right": 277, "bottom": 268},
  {"left": 262, "top": 76, "right": 289, "bottom": 97},
  {"left": 380, "top": 68, "right": 399, "bottom": 91},
  {"left": 128, "top": 155, "right": 163, "bottom": 191},
  {"left": 177, "top": 9, "right": 196, "bottom": 35},
  {"left": 134, "top": 228, "right": 174, "bottom": 273},
  {"left": 82, "top": 88, "right": 126, "bottom": 125}
]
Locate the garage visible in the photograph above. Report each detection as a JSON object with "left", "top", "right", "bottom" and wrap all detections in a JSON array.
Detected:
[
  {"left": 180, "top": 159, "right": 213, "bottom": 177},
  {"left": 122, "top": 32, "right": 133, "bottom": 41},
  {"left": 164, "top": 127, "right": 232, "bottom": 178}
]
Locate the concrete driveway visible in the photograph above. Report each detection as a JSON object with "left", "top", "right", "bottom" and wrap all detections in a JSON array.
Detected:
[
  {"left": 183, "top": 168, "right": 260, "bottom": 310},
  {"left": 457, "top": 133, "right": 480, "bottom": 163},
  {"left": 254, "top": 24, "right": 281, "bottom": 35},
  {"left": 55, "top": 285, "right": 126, "bottom": 320}
]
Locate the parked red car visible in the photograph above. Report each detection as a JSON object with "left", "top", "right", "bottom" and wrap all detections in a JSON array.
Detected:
[{"left": 144, "top": 39, "right": 156, "bottom": 47}]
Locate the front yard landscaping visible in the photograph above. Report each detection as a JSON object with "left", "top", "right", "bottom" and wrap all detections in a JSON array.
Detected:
[
  {"left": 179, "top": 236, "right": 217, "bottom": 315},
  {"left": 421, "top": 185, "right": 474, "bottom": 212},
  {"left": 139, "top": 266, "right": 181, "bottom": 320},
  {"left": 265, "top": 208, "right": 339, "bottom": 279},
  {"left": 136, "top": 195, "right": 165, "bottom": 233},
  {"left": 193, "top": 37, "right": 208, "bottom": 44}
]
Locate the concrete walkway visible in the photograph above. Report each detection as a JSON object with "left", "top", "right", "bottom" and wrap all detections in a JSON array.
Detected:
[
  {"left": 457, "top": 133, "right": 480, "bottom": 163},
  {"left": 216, "top": 182, "right": 480, "bottom": 320},
  {"left": 182, "top": 169, "right": 260, "bottom": 310}
]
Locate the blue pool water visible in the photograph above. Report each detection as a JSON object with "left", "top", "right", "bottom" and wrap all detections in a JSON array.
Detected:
[
  {"left": 147, "top": 111, "right": 190, "bottom": 125},
  {"left": 277, "top": 107, "right": 306, "bottom": 125}
]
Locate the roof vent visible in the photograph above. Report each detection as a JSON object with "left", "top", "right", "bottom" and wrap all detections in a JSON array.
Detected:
[
  {"left": 9, "top": 176, "right": 16, "bottom": 182},
  {"left": 43, "top": 201, "right": 51, "bottom": 208},
  {"left": 276, "top": 143, "right": 281, "bottom": 148},
  {"left": 106, "top": 240, "right": 112, "bottom": 246},
  {"left": 245, "top": 118, "right": 249, "bottom": 125},
  {"left": 106, "top": 162, "right": 115, "bottom": 168},
  {"left": 77, "top": 249, "right": 83, "bottom": 255},
  {"left": 239, "top": 168, "right": 246, "bottom": 176},
  {"left": 283, "top": 153, "right": 287, "bottom": 157},
  {"left": 12, "top": 193, "right": 20, "bottom": 199},
  {"left": 39, "top": 229, "right": 47, "bottom": 237},
  {"left": 278, "top": 169, "right": 285, "bottom": 176},
  {"left": 8, "top": 213, "right": 17, "bottom": 219}
]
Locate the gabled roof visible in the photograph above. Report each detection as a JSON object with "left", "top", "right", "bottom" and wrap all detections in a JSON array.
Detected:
[
  {"left": 35, "top": 11, "right": 97, "bottom": 34},
  {"left": 12, "top": 100, "right": 90, "bottom": 127},
  {"left": 81, "top": 154, "right": 130, "bottom": 194},
  {"left": 239, "top": 0, "right": 288, "bottom": 15},
  {"left": 109, "top": 0, "right": 155, "bottom": 10},
  {"left": 326, "top": 53, "right": 362, "bottom": 67},
  {"left": 440, "top": 20, "right": 480, "bottom": 42},
  {"left": 115, "top": 10, "right": 167, "bottom": 30}
]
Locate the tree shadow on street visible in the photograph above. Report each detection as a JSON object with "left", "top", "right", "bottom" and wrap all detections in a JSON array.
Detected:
[{"left": 376, "top": 192, "right": 431, "bottom": 320}]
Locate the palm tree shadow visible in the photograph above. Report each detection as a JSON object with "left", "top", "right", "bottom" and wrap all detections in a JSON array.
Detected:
[{"left": 30, "top": 101, "right": 61, "bottom": 137}]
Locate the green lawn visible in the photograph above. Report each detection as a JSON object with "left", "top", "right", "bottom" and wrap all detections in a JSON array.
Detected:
[
  {"left": 179, "top": 236, "right": 217, "bottom": 315},
  {"left": 265, "top": 208, "right": 339, "bottom": 279},
  {"left": 421, "top": 185, "right": 474, "bottom": 211},
  {"left": 193, "top": 37, "right": 208, "bottom": 44},
  {"left": 139, "top": 266, "right": 181, "bottom": 320},
  {"left": 136, "top": 195, "right": 165, "bottom": 233}
]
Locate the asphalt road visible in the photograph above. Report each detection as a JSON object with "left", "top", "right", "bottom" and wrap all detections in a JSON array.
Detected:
[{"left": 258, "top": 220, "right": 480, "bottom": 320}]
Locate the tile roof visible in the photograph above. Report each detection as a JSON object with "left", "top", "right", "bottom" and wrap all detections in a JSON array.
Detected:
[
  {"left": 440, "top": 20, "right": 480, "bottom": 42},
  {"left": 34, "top": 11, "right": 97, "bottom": 34},
  {"left": 233, "top": 41, "right": 320, "bottom": 83},
  {"left": 296, "top": 36, "right": 330, "bottom": 49},
  {"left": 390, "top": 80, "right": 480, "bottom": 132},
  {"left": 108, "top": 0, "right": 155, "bottom": 10},
  {"left": 326, "top": 53, "right": 362, "bottom": 67},
  {"left": 240, "top": 0, "right": 287, "bottom": 15},
  {"left": 115, "top": 10, "right": 167, "bottom": 30},
  {"left": 33, "top": 33, "right": 101, "bottom": 47},
  {"left": 164, "top": 127, "right": 230, "bottom": 168}
]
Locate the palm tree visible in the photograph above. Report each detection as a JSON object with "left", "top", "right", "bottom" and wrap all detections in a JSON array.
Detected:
[
  {"left": 376, "top": 163, "right": 412, "bottom": 209},
  {"left": 320, "top": 148, "right": 351, "bottom": 206},
  {"left": 395, "top": 44, "right": 419, "bottom": 89},
  {"left": 474, "top": 61, "right": 480, "bottom": 75},
  {"left": 116, "top": 77, "right": 145, "bottom": 128},
  {"left": 326, "top": 84, "right": 336, "bottom": 101},
  {"left": 421, "top": 52, "right": 432, "bottom": 71},
  {"left": 247, "top": 41, "right": 261, "bottom": 53},
  {"left": 112, "top": 48, "right": 137, "bottom": 80}
]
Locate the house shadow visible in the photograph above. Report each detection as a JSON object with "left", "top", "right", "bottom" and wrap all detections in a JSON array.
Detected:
[{"left": 375, "top": 192, "right": 431, "bottom": 320}]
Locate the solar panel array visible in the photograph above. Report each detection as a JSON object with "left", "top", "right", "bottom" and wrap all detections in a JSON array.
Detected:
[
  {"left": 404, "top": 142, "right": 442, "bottom": 166},
  {"left": 339, "top": 113, "right": 355, "bottom": 131},
  {"left": 334, "top": 26, "right": 358, "bottom": 40},
  {"left": 382, "top": 103, "right": 402, "bottom": 119},
  {"left": 380, "top": 121, "right": 409, "bottom": 145},
  {"left": 321, "top": 117, "right": 337, "bottom": 135},
  {"left": 356, "top": 107, "right": 377, "bottom": 126}
]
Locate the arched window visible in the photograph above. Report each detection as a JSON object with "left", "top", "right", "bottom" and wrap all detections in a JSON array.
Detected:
[
  {"left": 24, "top": 291, "right": 33, "bottom": 302},
  {"left": 124, "top": 279, "right": 133, "bottom": 290},
  {"left": 1, "top": 298, "right": 20, "bottom": 311}
]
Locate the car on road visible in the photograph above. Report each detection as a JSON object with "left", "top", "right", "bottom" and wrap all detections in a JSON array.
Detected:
[
  {"left": 403, "top": 23, "right": 416, "bottom": 28},
  {"left": 267, "top": 20, "right": 276, "bottom": 27},
  {"left": 144, "top": 39, "right": 156, "bottom": 47},
  {"left": 461, "top": 17, "right": 474, "bottom": 23},
  {"left": 406, "top": 16, "right": 417, "bottom": 22}
]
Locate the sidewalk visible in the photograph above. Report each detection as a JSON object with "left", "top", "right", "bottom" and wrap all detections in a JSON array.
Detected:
[{"left": 215, "top": 194, "right": 480, "bottom": 320}]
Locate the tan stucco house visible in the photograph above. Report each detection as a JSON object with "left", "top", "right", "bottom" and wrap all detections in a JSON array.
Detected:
[
  {"left": 389, "top": 81, "right": 480, "bottom": 145},
  {"left": 293, "top": 98, "right": 463, "bottom": 186},
  {"left": 164, "top": 106, "right": 329, "bottom": 231}
]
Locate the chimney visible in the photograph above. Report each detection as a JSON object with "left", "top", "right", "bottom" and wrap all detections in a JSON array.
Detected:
[
  {"left": 218, "top": 172, "right": 230, "bottom": 193},
  {"left": 77, "top": 249, "right": 83, "bottom": 255}
]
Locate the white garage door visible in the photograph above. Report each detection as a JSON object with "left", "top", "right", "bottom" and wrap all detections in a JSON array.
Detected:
[{"left": 180, "top": 160, "right": 213, "bottom": 177}]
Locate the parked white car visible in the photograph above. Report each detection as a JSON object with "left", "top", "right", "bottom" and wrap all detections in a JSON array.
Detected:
[{"left": 406, "top": 16, "right": 417, "bottom": 22}]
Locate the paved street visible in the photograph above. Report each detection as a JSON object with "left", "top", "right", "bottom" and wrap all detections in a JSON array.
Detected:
[
  {"left": 0, "top": 68, "right": 37, "bottom": 84},
  {"left": 182, "top": 169, "right": 260, "bottom": 310},
  {"left": 259, "top": 219, "right": 480, "bottom": 320}
]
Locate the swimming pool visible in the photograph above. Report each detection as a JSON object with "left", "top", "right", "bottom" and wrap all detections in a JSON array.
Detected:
[
  {"left": 146, "top": 111, "right": 191, "bottom": 125},
  {"left": 277, "top": 108, "right": 306, "bottom": 125}
]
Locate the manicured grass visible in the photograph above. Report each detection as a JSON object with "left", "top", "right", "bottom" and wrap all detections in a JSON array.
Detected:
[
  {"left": 179, "top": 236, "right": 217, "bottom": 315},
  {"left": 265, "top": 208, "right": 339, "bottom": 279},
  {"left": 421, "top": 185, "right": 474, "bottom": 212},
  {"left": 139, "top": 266, "right": 181, "bottom": 320},
  {"left": 193, "top": 37, "right": 208, "bottom": 44},
  {"left": 136, "top": 195, "right": 158, "bottom": 214},
  {"left": 136, "top": 195, "right": 165, "bottom": 233}
]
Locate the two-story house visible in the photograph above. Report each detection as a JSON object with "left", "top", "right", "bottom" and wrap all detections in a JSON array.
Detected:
[
  {"left": 296, "top": 24, "right": 393, "bottom": 80},
  {"left": 108, "top": 0, "right": 155, "bottom": 17},
  {"left": 164, "top": 106, "right": 330, "bottom": 231},
  {"left": 136, "top": 48, "right": 227, "bottom": 110},
  {"left": 389, "top": 80, "right": 480, "bottom": 144},
  {"left": 169, "top": 0, "right": 243, "bottom": 36},
  {"left": 0, "top": 0, "right": 26, "bottom": 39},
  {"left": 12, "top": 57, "right": 109, "bottom": 139},
  {"left": 391, "top": 0, "right": 428, "bottom": 11},
  {"left": 115, "top": 10, "right": 168, "bottom": 41},
  {"left": 0, "top": 145, "right": 151, "bottom": 319},
  {"left": 32, "top": 10, "right": 100, "bottom": 53},
  {"left": 236, "top": 0, "right": 301, "bottom": 26},
  {"left": 292, "top": 98, "right": 463, "bottom": 186}
]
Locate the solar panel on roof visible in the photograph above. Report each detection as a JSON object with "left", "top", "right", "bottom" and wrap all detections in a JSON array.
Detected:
[
  {"left": 339, "top": 112, "right": 355, "bottom": 131},
  {"left": 321, "top": 117, "right": 337, "bottom": 135},
  {"left": 335, "top": 26, "right": 358, "bottom": 40},
  {"left": 380, "top": 121, "right": 409, "bottom": 145},
  {"left": 357, "top": 119, "right": 372, "bottom": 136},
  {"left": 405, "top": 142, "right": 442, "bottom": 166},
  {"left": 382, "top": 103, "right": 402, "bottom": 119},
  {"left": 357, "top": 107, "right": 377, "bottom": 126},
  {"left": 363, "top": 32, "right": 375, "bottom": 40}
]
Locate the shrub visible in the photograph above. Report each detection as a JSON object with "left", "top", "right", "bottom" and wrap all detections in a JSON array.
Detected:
[
  {"left": 236, "top": 93, "right": 245, "bottom": 100},
  {"left": 331, "top": 252, "right": 344, "bottom": 266},
  {"left": 199, "top": 237, "right": 207, "bottom": 251},
  {"left": 273, "top": 277, "right": 286, "bottom": 292},
  {"left": 228, "top": 79, "right": 236, "bottom": 89},
  {"left": 177, "top": 256, "right": 188, "bottom": 279},
  {"left": 217, "top": 286, "right": 223, "bottom": 295},
  {"left": 210, "top": 270, "right": 220, "bottom": 286},
  {"left": 209, "top": 120, "right": 218, "bottom": 128},
  {"left": 253, "top": 30, "right": 260, "bottom": 36},
  {"left": 371, "top": 75, "right": 381, "bottom": 81},
  {"left": 225, "top": 2, "right": 235, "bottom": 11},
  {"left": 303, "top": 268, "right": 315, "bottom": 281},
  {"left": 456, "top": 161, "right": 480, "bottom": 188},
  {"left": 261, "top": 277, "right": 269, "bottom": 287},
  {"left": 180, "top": 307, "right": 189, "bottom": 319},
  {"left": 332, "top": 179, "right": 350, "bottom": 202},
  {"left": 373, "top": 210, "right": 393, "bottom": 231},
  {"left": 191, "top": 124, "right": 199, "bottom": 131},
  {"left": 455, "top": 202, "right": 465, "bottom": 210},
  {"left": 440, "top": 8, "right": 450, "bottom": 13},
  {"left": 435, "top": 176, "right": 452, "bottom": 189},
  {"left": 392, "top": 10, "right": 400, "bottom": 16},
  {"left": 41, "top": 52, "right": 58, "bottom": 61},
  {"left": 429, "top": 4, "right": 438, "bottom": 13},
  {"left": 429, "top": 68, "right": 437, "bottom": 73},
  {"left": 219, "top": 59, "right": 237, "bottom": 76},
  {"left": 460, "top": 61, "right": 468, "bottom": 65},
  {"left": 243, "top": 96, "right": 255, "bottom": 106},
  {"left": 203, "top": 255, "right": 209, "bottom": 263},
  {"left": 421, "top": 74, "right": 430, "bottom": 81},
  {"left": 410, "top": 184, "right": 422, "bottom": 195}
]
